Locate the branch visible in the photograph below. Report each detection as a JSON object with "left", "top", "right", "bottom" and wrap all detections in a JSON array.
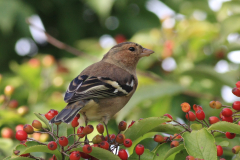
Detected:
[{"left": 26, "top": 18, "right": 98, "bottom": 61}]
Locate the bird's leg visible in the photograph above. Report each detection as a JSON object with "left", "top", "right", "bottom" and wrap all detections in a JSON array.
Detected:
[
  {"left": 83, "top": 112, "right": 89, "bottom": 144},
  {"left": 102, "top": 117, "right": 110, "bottom": 143}
]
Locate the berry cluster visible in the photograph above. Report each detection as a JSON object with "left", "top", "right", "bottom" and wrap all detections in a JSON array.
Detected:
[{"left": 12, "top": 109, "right": 147, "bottom": 160}]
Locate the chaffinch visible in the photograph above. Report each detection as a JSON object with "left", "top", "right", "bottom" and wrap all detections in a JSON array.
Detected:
[{"left": 50, "top": 42, "right": 154, "bottom": 127}]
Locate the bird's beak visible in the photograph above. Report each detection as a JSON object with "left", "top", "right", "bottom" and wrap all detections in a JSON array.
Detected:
[{"left": 140, "top": 48, "right": 154, "bottom": 57}]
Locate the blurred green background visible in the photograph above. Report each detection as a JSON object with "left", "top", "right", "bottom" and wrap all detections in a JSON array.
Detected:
[{"left": 1, "top": 0, "right": 240, "bottom": 159}]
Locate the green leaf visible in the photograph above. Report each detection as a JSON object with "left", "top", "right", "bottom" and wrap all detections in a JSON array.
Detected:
[
  {"left": 124, "top": 117, "right": 170, "bottom": 141},
  {"left": 190, "top": 124, "right": 202, "bottom": 130},
  {"left": 22, "top": 145, "right": 62, "bottom": 160},
  {"left": 34, "top": 112, "right": 51, "bottom": 130},
  {"left": 128, "top": 149, "right": 154, "bottom": 160},
  {"left": 53, "top": 122, "right": 69, "bottom": 137},
  {"left": 8, "top": 157, "right": 33, "bottom": 160},
  {"left": 3, "top": 156, "right": 11, "bottom": 160},
  {"left": 153, "top": 143, "right": 171, "bottom": 160},
  {"left": 71, "top": 146, "right": 121, "bottom": 160},
  {"left": 183, "top": 128, "right": 217, "bottom": 160},
  {"left": 164, "top": 144, "right": 184, "bottom": 160},
  {"left": 216, "top": 141, "right": 229, "bottom": 147},
  {"left": 117, "top": 82, "right": 185, "bottom": 121},
  {"left": 150, "top": 124, "right": 185, "bottom": 135},
  {"left": 174, "top": 149, "right": 188, "bottom": 160},
  {"left": 208, "top": 121, "right": 240, "bottom": 133},
  {"left": 131, "top": 138, "right": 158, "bottom": 152}
]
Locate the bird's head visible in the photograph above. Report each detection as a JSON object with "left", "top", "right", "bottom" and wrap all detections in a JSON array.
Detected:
[{"left": 102, "top": 42, "right": 154, "bottom": 72}]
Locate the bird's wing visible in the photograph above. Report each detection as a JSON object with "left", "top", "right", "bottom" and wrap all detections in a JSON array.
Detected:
[{"left": 64, "top": 75, "right": 135, "bottom": 103}]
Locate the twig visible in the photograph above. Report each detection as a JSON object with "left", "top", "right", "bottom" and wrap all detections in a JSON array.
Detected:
[
  {"left": 195, "top": 119, "right": 208, "bottom": 127},
  {"left": 26, "top": 19, "right": 98, "bottom": 61},
  {"left": 173, "top": 120, "right": 191, "bottom": 132},
  {"left": 27, "top": 138, "right": 47, "bottom": 146}
]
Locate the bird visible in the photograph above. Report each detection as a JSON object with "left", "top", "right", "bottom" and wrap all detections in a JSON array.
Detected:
[{"left": 50, "top": 42, "right": 154, "bottom": 132}]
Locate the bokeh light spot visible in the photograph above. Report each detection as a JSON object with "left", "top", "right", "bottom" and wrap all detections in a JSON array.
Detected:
[{"left": 161, "top": 57, "right": 177, "bottom": 72}]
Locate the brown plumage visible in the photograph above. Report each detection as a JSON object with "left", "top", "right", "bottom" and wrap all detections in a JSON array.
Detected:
[{"left": 50, "top": 42, "right": 154, "bottom": 125}]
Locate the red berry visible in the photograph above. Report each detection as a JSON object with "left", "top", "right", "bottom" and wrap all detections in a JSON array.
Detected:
[
  {"left": 221, "top": 116, "right": 233, "bottom": 123},
  {"left": 193, "top": 104, "right": 203, "bottom": 112},
  {"left": 118, "top": 149, "right": 128, "bottom": 160},
  {"left": 83, "top": 144, "right": 92, "bottom": 154},
  {"left": 15, "top": 130, "right": 28, "bottom": 141},
  {"left": 20, "top": 153, "right": 30, "bottom": 157},
  {"left": 135, "top": 144, "right": 144, "bottom": 156},
  {"left": 232, "top": 101, "right": 240, "bottom": 110},
  {"left": 83, "top": 125, "right": 94, "bottom": 134},
  {"left": 48, "top": 109, "right": 58, "bottom": 116},
  {"left": 96, "top": 123, "right": 104, "bottom": 134},
  {"left": 48, "top": 141, "right": 58, "bottom": 150},
  {"left": 217, "top": 145, "right": 223, "bottom": 156},
  {"left": 32, "top": 120, "right": 42, "bottom": 129},
  {"left": 232, "top": 87, "right": 240, "bottom": 97},
  {"left": 186, "top": 156, "right": 195, "bottom": 160},
  {"left": 23, "top": 124, "right": 34, "bottom": 134},
  {"left": 226, "top": 132, "right": 236, "bottom": 139},
  {"left": 105, "top": 134, "right": 116, "bottom": 141},
  {"left": 173, "top": 134, "right": 182, "bottom": 139},
  {"left": 92, "top": 135, "right": 103, "bottom": 144},
  {"left": 118, "top": 121, "right": 127, "bottom": 131},
  {"left": 75, "top": 113, "right": 80, "bottom": 119},
  {"left": 71, "top": 117, "right": 79, "bottom": 128},
  {"left": 181, "top": 102, "right": 191, "bottom": 112},
  {"left": 221, "top": 108, "right": 233, "bottom": 117},
  {"left": 208, "top": 116, "right": 220, "bottom": 124},
  {"left": 170, "top": 141, "right": 179, "bottom": 148},
  {"left": 163, "top": 114, "right": 173, "bottom": 122},
  {"left": 154, "top": 134, "right": 164, "bottom": 143},
  {"left": 80, "top": 152, "right": 91, "bottom": 159},
  {"left": 115, "top": 34, "right": 126, "bottom": 44},
  {"left": 232, "top": 145, "right": 240, "bottom": 154},
  {"left": 209, "top": 101, "right": 222, "bottom": 109},
  {"left": 1, "top": 127, "right": 14, "bottom": 139},
  {"left": 77, "top": 126, "right": 85, "bottom": 138},
  {"left": 45, "top": 109, "right": 58, "bottom": 120},
  {"left": 99, "top": 141, "right": 109, "bottom": 150},
  {"left": 15, "top": 125, "right": 24, "bottom": 131},
  {"left": 49, "top": 155, "right": 57, "bottom": 160},
  {"left": 59, "top": 136, "right": 68, "bottom": 146},
  {"left": 196, "top": 109, "right": 205, "bottom": 120},
  {"left": 45, "top": 113, "right": 55, "bottom": 120},
  {"left": 238, "top": 121, "right": 240, "bottom": 125},
  {"left": 70, "top": 151, "right": 81, "bottom": 160},
  {"left": 8, "top": 100, "right": 18, "bottom": 108},
  {"left": 128, "top": 120, "right": 135, "bottom": 128},
  {"left": 236, "top": 81, "right": 240, "bottom": 88},
  {"left": 123, "top": 139, "right": 132, "bottom": 147},
  {"left": 116, "top": 134, "right": 125, "bottom": 144},
  {"left": 185, "top": 111, "right": 196, "bottom": 121}
]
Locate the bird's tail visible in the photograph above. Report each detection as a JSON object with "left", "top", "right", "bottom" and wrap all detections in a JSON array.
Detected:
[{"left": 50, "top": 101, "right": 85, "bottom": 124}]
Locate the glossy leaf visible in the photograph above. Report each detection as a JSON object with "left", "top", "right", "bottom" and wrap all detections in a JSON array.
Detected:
[
  {"left": 124, "top": 117, "right": 170, "bottom": 141},
  {"left": 183, "top": 128, "right": 217, "bottom": 160},
  {"left": 71, "top": 146, "right": 121, "bottom": 160},
  {"left": 150, "top": 123, "right": 185, "bottom": 134},
  {"left": 208, "top": 121, "right": 240, "bottom": 134}
]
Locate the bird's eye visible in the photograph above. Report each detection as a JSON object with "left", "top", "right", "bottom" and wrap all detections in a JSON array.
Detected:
[{"left": 128, "top": 47, "right": 135, "bottom": 51}]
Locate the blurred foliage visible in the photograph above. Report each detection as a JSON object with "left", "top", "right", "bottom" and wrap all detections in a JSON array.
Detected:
[{"left": 0, "top": 0, "right": 240, "bottom": 159}]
